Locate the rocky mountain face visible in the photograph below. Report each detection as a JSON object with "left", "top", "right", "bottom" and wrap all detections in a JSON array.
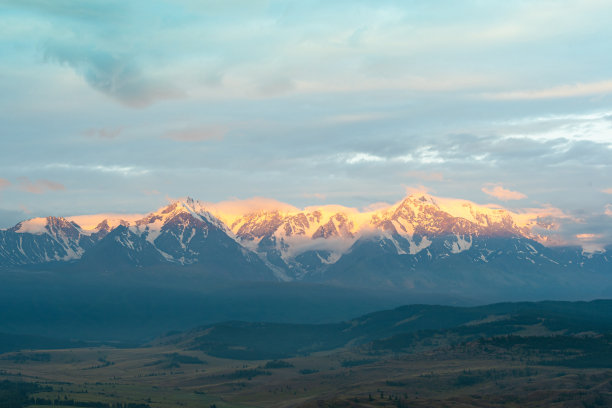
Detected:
[
  {"left": 0, "top": 216, "right": 101, "bottom": 266},
  {"left": 0, "top": 194, "right": 610, "bottom": 293},
  {"left": 0, "top": 198, "right": 272, "bottom": 281}
]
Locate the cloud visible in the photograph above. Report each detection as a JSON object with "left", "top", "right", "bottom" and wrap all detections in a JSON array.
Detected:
[
  {"left": 484, "top": 80, "right": 612, "bottom": 100},
  {"left": 404, "top": 185, "right": 432, "bottom": 196},
  {"left": 482, "top": 184, "right": 527, "bottom": 201},
  {"left": 0, "top": 178, "right": 10, "bottom": 190},
  {"left": 18, "top": 177, "right": 66, "bottom": 194},
  {"left": 82, "top": 127, "right": 122, "bottom": 139},
  {"left": 576, "top": 233, "right": 602, "bottom": 240},
  {"left": 402, "top": 171, "right": 444, "bottom": 182},
  {"left": 325, "top": 112, "right": 391, "bottom": 124},
  {"left": 344, "top": 153, "right": 385, "bottom": 164},
  {"left": 575, "top": 233, "right": 606, "bottom": 252},
  {"left": 162, "top": 126, "right": 227, "bottom": 142},
  {"left": 43, "top": 163, "right": 149, "bottom": 176},
  {"left": 362, "top": 201, "right": 392, "bottom": 212},
  {"left": 603, "top": 188, "right": 612, "bottom": 194},
  {"left": 255, "top": 76, "right": 295, "bottom": 96},
  {"left": 204, "top": 197, "right": 300, "bottom": 225},
  {"left": 606, "top": 204, "right": 612, "bottom": 217},
  {"left": 43, "top": 42, "right": 183, "bottom": 107}
]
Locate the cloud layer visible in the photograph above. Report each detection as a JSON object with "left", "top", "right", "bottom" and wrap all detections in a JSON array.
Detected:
[{"left": 482, "top": 185, "right": 527, "bottom": 201}]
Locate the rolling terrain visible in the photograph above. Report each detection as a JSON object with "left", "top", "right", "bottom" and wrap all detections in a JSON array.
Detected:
[{"left": 3, "top": 300, "right": 612, "bottom": 407}]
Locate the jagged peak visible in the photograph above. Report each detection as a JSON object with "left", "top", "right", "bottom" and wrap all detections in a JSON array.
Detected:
[
  {"left": 404, "top": 192, "right": 439, "bottom": 206},
  {"left": 163, "top": 196, "right": 215, "bottom": 217},
  {"left": 0, "top": 192, "right": 578, "bottom": 248},
  {"left": 140, "top": 197, "right": 227, "bottom": 232}
]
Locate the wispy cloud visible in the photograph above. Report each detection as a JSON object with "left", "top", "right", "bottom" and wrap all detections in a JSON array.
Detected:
[
  {"left": 82, "top": 127, "right": 122, "bottom": 139},
  {"left": 484, "top": 80, "right": 612, "bottom": 100},
  {"left": 43, "top": 163, "right": 149, "bottom": 176},
  {"left": 404, "top": 185, "right": 432, "bottom": 196},
  {"left": 362, "top": 201, "right": 392, "bottom": 212},
  {"left": 0, "top": 178, "right": 11, "bottom": 190},
  {"left": 344, "top": 153, "right": 385, "bottom": 164},
  {"left": 18, "top": 177, "right": 65, "bottom": 194},
  {"left": 603, "top": 188, "right": 612, "bottom": 194},
  {"left": 162, "top": 126, "right": 227, "bottom": 142},
  {"left": 482, "top": 184, "right": 527, "bottom": 201},
  {"left": 43, "top": 39, "right": 184, "bottom": 107},
  {"left": 325, "top": 112, "right": 392, "bottom": 124},
  {"left": 575, "top": 233, "right": 607, "bottom": 252}
]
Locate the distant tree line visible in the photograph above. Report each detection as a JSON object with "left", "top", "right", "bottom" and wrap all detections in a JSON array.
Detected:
[
  {"left": 0, "top": 379, "right": 152, "bottom": 408},
  {"left": 28, "top": 399, "right": 151, "bottom": 408}
]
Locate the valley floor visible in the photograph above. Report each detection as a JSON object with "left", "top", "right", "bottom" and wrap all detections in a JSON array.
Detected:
[{"left": 2, "top": 340, "right": 612, "bottom": 407}]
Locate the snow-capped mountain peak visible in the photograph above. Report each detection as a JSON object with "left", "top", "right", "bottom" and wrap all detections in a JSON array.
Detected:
[
  {"left": 0, "top": 216, "right": 91, "bottom": 264},
  {"left": 1, "top": 192, "right": 605, "bottom": 287}
]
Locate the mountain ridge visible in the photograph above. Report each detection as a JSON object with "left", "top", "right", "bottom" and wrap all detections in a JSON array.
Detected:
[{"left": 1, "top": 193, "right": 610, "bottom": 294}]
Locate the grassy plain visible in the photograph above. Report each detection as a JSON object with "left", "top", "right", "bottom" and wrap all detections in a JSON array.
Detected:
[
  {"left": 5, "top": 301, "right": 612, "bottom": 407},
  {"left": 3, "top": 339, "right": 612, "bottom": 407}
]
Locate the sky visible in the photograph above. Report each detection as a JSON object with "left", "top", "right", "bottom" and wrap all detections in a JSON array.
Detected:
[{"left": 0, "top": 0, "right": 611, "bottom": 249}]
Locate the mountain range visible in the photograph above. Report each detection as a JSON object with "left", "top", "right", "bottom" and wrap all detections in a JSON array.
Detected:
[{"left": 1, "top": 194, "right": 610, "bottom": 296}]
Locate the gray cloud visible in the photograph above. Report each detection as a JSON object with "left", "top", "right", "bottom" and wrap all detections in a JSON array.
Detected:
[
  {"left": 162, "top": 126, "right": 227, "bottom": 142},
  {"left": 44, "top": 43, "right": 182, "bottom": 107}
]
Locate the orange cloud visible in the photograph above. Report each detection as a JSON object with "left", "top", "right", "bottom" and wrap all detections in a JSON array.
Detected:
[
  {"left": 362, "top": 201, "right": 392, "bottom": 212},
  {"left": 404, "top": 185, "right": 432, "bottom": 196},
  {"left": 203, "top": 197, "right": 299, "bottom": 226},
  {"left": 576, "top": 233, "right": 602, "bottom": 240},
  {"left": 0, "top": 178, "right": 10, "bottom": 190},
  {"left": 602, "top": 188, "right": 612, "bottom": 194},
  {"left": 18, "top": 178, "right": 66, "bottom": 194},
  {"left": 575, "top": 233, "right": 606, "bottom": 252},
  {"left": 482, "top": 184, "right": 527, "bottom": 201}
]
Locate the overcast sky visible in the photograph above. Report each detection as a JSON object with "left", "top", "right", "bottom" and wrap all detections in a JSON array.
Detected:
[{"left": 0, "top": 0, "right": 611, "bottom": 248}]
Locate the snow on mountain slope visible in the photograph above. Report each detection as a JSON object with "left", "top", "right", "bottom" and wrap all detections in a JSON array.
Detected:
[
  {"left": 221, "top": 206, "right": 372, "bottom": 277},
  {"left": 0, "top": 216, "right": 97, "bottom": 265},
  {"left": 204, "top": 193, "right": 554, "bottom": 278},
  {"left": 128, "top": 198, "right": 234, "bottom": 264},
  {"left": 74, "top": 197, "right": 274, "bottom": 280},
  {"left": 0, "top": 193, "right": 592, "bottom": 283}
]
